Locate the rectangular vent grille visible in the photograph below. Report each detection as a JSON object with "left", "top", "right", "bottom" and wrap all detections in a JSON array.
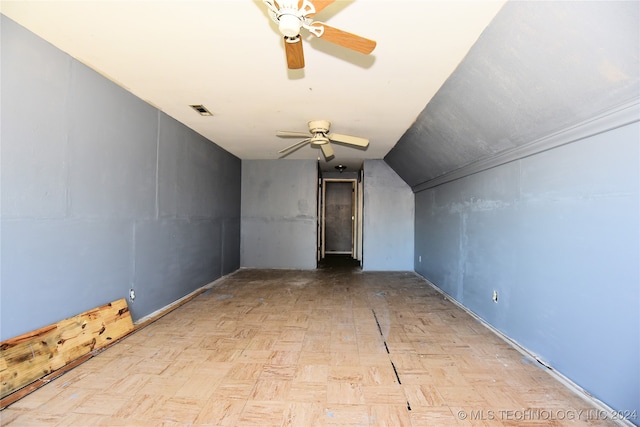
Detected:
[{"left": 189, "top": 104, "right": 213, "bottom": 116}]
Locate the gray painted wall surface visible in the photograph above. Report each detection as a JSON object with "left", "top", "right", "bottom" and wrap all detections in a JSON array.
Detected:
[
  {"left": 0, "top": 16, "right": 241, "bottom": 340},
  {"left": 414, "top": 122, "right": 639, "bottom": 419},
  {"left": 363, "top": 160, "right": 414, "bottom": 271},
  {"left": 386, "top": 1, "right": 639, "bottom": 187},
  {"left": 241, "top": 160, "right": 317, "bottom": 269}
]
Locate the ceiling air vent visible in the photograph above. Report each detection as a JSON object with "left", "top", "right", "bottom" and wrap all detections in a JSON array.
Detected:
[{"left": 189, "top": 104, "right": 213, "bottom": 116}]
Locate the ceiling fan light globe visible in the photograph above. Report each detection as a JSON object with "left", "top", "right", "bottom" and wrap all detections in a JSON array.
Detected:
[
  {"left": 310, "top": 133, "right": 330, "bottom": 147},
  {"left": 278, "top": 14, "right": 302, "bottom": 37}
]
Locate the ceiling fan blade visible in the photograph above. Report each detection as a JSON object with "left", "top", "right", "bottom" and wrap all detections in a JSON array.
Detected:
[
  {"left": 328, "top": 133, "right": 369, "bottom": 147},
  {"left": 314, "top": 23, "right": 376, "bottom": 54},
  {"left": 278, "top": 138, "right": 311, "bottom": 154},
  {"left": 284, "top": 36, "right": 305, "bottom": 69},
  {"left": 320, "top": 142, "right": 335, "bottom": 159},
  {"left": 263, "top": 0, "right": 280, "bottom": 14},
  {"left": 305, "top": 0, "right": 335, "bottom": 16},
  {"left": 276, "top": 130, "right": 311, "bottom": 138}
]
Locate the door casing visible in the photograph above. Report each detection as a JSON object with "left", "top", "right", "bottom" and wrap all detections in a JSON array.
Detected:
[{"left": 320, "top": 178, "right": 361, "bottom": 261}]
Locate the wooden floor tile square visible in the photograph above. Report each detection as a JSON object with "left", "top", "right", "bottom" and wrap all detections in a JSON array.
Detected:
[
  {"left": 287, "top": 382, "right": 327, "bottom": 403},
  {"left": 114, "top": 394, "right": 164, "bottom": 420},
  {"left": 173, "top": 370, "right": 223, "bottom": 399},
  {"left": 249, "top": 379, "right": 291, "bottom": 401},
  {"left": 328, "top": 365, "right": 365, "bottom": 382},
  {"left": 70, "top": 392, "right": 129, "bottom": 415},
  {"left": 293, "top": 364, "right": 329, "bottom": 383},
  {"left": 370, "top": 404, "right": 413, "bottom": 426},
  {"left": 224, "top": 363, "right": 264, "bottom": 381},
  {"left": 148, "top": 396, "right": 205, "bottom": 424},
  {"left": 237, "top": 400, "right": 287, "bottom": 426},
  {"left": 327, "top": 381, "right": 366, "bottom": 405},
  {"left": 193, "top": 397, "right": 246, "bottom": 426},
  {"left": 322, "top": 403, "right": 372, "bottom": 425},
  {"left": 403, "top": 384, "right": 446, "bottom": 408},
  {"left": 260, "top": 363, "right": 297, "bottom": 380},
  {"left": 25, "top": 388, "right": 88, "bottom": 416},
  {"left": 211, "top": 380, "right": 257, "bottom": 400},
  {"left": 362, "top": 385, "right": 406, "bottom": 404},
  {"left": 282, "top": 402, "right": 324, "bottom": 427}
]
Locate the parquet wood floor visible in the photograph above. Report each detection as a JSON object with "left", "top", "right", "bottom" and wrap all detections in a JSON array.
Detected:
[{"left": 1, "top": 266, "right": 617, "bottom": 426}]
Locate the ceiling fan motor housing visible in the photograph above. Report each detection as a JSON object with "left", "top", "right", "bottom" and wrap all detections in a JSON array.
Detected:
[
  {"left": 277, "top": 119, "right": 367, "bottom": 158},
  {"left": 308, "top": 120, "right": 331, "bottom": 134},
  {"left": 267, "top": 0, "right": 316, "bottom": 37}
]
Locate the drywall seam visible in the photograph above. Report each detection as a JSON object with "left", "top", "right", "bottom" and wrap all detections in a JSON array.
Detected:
[
  {"left": 154, "top": 110, "right": 161, "bottom": 219},
  {"left": 412, "top": 98, "right": 640, "bottom": 193}
]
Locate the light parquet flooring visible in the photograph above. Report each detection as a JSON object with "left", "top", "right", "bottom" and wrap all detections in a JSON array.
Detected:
[{"left": 1, "top": 267, "right": 617, "bottom": 426}]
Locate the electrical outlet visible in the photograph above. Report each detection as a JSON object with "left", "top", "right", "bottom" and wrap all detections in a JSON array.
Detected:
[
  {"left": 492, "top": 290, "right": 498, "bottom": 303},
  {"left": 419, "top": 255, "right": 422, "bottom": 263},
  {"left": 129, "top": 288, "right": 136, "bottom": 301}
]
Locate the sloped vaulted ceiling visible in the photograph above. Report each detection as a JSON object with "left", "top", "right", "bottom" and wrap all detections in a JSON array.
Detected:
[{"left": 385, "top": 1, "right": 640, "bottom": 188}]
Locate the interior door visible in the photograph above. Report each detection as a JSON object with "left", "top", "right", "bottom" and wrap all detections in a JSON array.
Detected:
[
  {"left": 316, "top": 168, "right": 322, "bottom": 263},
  {"left": 323, "top": 180, "right": 356, "bottom": 255}
]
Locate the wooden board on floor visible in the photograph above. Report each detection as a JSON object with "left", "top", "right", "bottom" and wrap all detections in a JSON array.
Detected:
[{"left": 0, "top": 299, "right": 134, "bottom": 399}]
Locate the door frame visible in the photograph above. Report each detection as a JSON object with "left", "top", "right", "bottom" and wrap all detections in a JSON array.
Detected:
[{"left": 321, "top": 178, "right": 359, "bottom": 259}]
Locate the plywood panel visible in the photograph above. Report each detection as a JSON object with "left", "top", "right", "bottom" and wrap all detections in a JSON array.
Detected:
[{"left": 0, "top": 299, "right": 133, "bottom": 398}]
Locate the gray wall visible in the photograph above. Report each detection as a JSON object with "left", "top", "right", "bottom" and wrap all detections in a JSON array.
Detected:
[
  {"left": 414, "top": 122, "right": 639, "bottom": 419},
  {"left": 241, "top": 159, "right": 317, "bottom": 269},
  {"left": 0, "top": 16, "right": 241, "bottom": 340},
  {"left": 383, "top": 1, "right": 639, "bottom": 419},
  {"left": 363, "top": 160, "right": 414, "bottom": 271}
]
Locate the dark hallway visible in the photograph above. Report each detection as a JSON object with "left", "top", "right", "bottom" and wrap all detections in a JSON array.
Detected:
[{"left": 318, "top": 254, "right": 361, "bottom": 271}]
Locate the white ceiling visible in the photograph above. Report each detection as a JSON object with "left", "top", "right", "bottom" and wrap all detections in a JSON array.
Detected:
[{"left": 0, "top": 0, "right": 506, "bottom": 171}]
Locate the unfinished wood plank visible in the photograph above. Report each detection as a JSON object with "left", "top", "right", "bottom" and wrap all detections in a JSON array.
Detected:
[{"left": 0, "top": 299, "right": 133, "bottom": 398}]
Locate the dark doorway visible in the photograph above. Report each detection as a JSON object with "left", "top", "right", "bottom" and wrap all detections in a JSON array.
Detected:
[
  {"left": 324, "top": 181, "right": 354, "bottom": 254},
  {"left": 317, "top": 253, "right": 361, "bottom": 270}
]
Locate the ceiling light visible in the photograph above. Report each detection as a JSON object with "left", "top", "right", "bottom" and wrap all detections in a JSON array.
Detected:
[
  {"left": 278, "top": 13, "right": 302, "bottom": 37},
  {"left": 189, "top": 104, "right": 213, "bottom": 116},
  {"left": 335, "top": 164, "right": 347, "bottom": 173}
]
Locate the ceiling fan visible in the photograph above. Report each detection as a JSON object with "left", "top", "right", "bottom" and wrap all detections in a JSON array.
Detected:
[
  {"left": 277, "top": 120, "right": 369, "bottom": 160},
  {"left": 261, "top": 0, "right": 376, "bottom": 69}
]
